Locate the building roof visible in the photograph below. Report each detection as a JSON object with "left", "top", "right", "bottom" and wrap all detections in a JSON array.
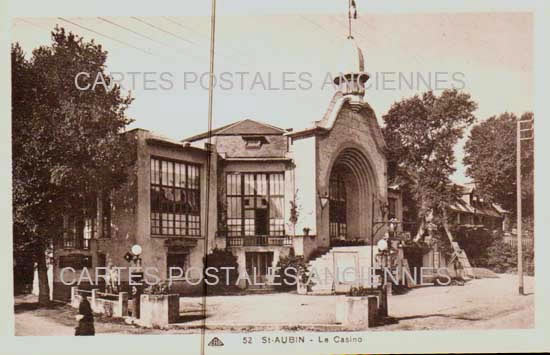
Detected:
[
  {"left": 182, "top": 119, "right": 286, "bottom": 142},
  {"left": 143, "top": 130, "right": 208, "bottom": 154}
]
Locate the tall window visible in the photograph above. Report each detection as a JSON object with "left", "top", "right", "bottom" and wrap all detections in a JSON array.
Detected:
[
  {"left": 226, "top": 173, "right": 285, "bottom": 237},
  {"left": 329, "top": 171, "right": 347, "bottom": 239},
  {"left": 63, "top": 216, "right": 95, "bottom": 249},
  {"left": 151, "top": 158, "right": 201, "bottom": 236},
  {"left": 63, "top": 216, "right": 77, "bottom": 249},
  {"left": 101, "top": 191, "right": 111, "bottom": 238},
  {"left": 83, "top": 217, "right": 95, "bottom": 249},
  {"left": 388, "top": 197, "right": 397, "bottom": 219}
]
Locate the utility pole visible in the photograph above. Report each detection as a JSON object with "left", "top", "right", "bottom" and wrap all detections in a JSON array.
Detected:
[
  {"left": 516, "top": 117, "right": 533, "bottom": 295},
  {"left": 201, "top": 1, "right": 216, "bottom": 354}
]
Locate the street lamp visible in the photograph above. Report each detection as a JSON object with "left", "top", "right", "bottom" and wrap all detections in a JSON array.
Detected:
[
  {"left": 124, "top": 244, "right": 143, "bottom": 266},
  {"left": 125, "top": 244, "right": 144, "bottom": 318},
  {"left": 318, "top": 190, "right": 330, "bottom": 209}
]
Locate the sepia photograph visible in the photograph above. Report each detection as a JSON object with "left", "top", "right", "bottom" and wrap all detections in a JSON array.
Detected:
[{"left": 3, "top": 0, "right": 548, "bottom": 354}]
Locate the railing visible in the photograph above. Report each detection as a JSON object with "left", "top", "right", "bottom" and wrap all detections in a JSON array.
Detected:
[
  {"left": 503, "top": 236, "right": 534, "bottom": 249},
  {"left": 226, "top": 235, "right": 292, "bottom": 247}
]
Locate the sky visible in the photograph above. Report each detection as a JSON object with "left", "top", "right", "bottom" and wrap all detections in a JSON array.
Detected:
[{"left": 10, "top": 10, "right": 533, "bottom": 184}]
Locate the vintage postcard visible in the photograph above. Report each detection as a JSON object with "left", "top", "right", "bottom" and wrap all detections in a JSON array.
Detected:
[{"left": 3, "top": 0, "right": 549, "bottom": 354}]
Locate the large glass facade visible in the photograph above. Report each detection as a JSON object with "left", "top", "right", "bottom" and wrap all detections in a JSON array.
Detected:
[
  {"left": 151, "top": 157, "right": 201, "bottom": 236},
  {"left": 226, "top": 172, "right": 285, "bottom": 237}
]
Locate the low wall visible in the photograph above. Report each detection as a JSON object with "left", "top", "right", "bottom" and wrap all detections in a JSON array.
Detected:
[
  {"left": 335, "top": 295, "right": 377, "bottom": 327},
  {"left": 139, "top": 294, "right": 179, "bottom": 328},
  {"left": 70, "top": 287, "right": 128, "bottom": 318}
]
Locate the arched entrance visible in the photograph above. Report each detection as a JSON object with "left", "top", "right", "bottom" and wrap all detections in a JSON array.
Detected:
[{"left": 327, "top": 147, "right": 375, "bottom": 244}]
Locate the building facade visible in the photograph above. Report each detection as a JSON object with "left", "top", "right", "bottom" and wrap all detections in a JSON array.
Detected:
[{"left": 52, "top": 40, "right": 401, "bottom": 298}]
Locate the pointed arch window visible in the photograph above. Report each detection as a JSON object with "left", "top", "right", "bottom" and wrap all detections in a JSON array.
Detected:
[{"left": 329, "top": 171, "right": 347, "bottom": 239}]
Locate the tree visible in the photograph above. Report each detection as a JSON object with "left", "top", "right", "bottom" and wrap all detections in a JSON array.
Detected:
[
  {"left": 463, "top": 112, "right": 534, "bottom": 218},
  {"left": 382, "top": 89, "right": 477, "bottom": 239},
  {"left": 12, "top": 27, "right": 134, "bottom": 305}
]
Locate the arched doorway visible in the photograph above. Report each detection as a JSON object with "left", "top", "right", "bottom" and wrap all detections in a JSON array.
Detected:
[{"left": 327, "top": 147, "right": 375, "bottom": 244}]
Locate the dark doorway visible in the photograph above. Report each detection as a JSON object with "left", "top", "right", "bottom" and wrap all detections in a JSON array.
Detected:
[
  {"left": 403, "top": 247, "right": 425, "bottom": 276},
  {"left": 245, "top": 252, "right": 273, "bottom": 286}
]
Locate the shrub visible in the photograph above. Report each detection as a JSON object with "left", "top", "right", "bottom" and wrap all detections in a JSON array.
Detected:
[
  {"left": 275, "top": 253, "right": 310, "bottom": 291},
  {"left": 348, "top": 286, "right": 371, "bottom": 297},
  {"left": 143, "top": 281, "right": 171, "bottom": 295}
]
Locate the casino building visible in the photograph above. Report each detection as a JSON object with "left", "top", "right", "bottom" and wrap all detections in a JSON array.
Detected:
[{"left": 52, "top": 39, "right": 403, "bottom": 299}]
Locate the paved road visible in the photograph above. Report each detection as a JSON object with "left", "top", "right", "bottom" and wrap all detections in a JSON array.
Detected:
[
  {"left": 177, "top": 273, "right": 534, "bottom": 330},
  {"left": 14, "top": 273, "right": 534, "bottom": 335},
  {"left": 15, "top": 312, "right": 74, "bottom": 336}
]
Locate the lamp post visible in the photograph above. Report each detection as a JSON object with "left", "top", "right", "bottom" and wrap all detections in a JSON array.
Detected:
[
  {"left": 370, "top": 216, "right": 396, "bottom": 287},
  {"left": 516, "top": 117, "right": 533, "bottom": 295},
  {"left": 125, "top": 244, "right": 143, "bottom": 318}
]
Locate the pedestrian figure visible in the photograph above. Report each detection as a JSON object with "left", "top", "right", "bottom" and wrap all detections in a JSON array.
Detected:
[
  {"left": 75, "top": 298, "right": 95, "bottom": 336},
  {"left": 452, "top": 255, "right": 465, "bottom": 286}
]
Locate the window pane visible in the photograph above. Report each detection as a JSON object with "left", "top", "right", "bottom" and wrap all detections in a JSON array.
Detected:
[
  {"left": 151, "top": 186, "right": 161, "bottom": 212},
  {"left": 152, "top": 212, "right": 161, "bottom": 234},
  {"left": 161, "top": 187, "right": 174, "bottom": 213},
  {"left": 227, "top": 219, "right": 242, "bottom": 236},
  {"left": 256, "top": 174, "right": 267, "bottom": 195},
  {"left": 151, "top": 159, "right": 160, "bottom": 185},
  {"left": 244, "top": 173, "right": 254, "bottom": 195},
  {"left": 227, "top": 197, "right": 242, "bottom": 218},
  {"left": 187, "top": 190, "right": 200, "bottom": 214},
  {"left": 174, "top": 162, "right": 185, "bottom": 187},
  {"left": 272, "top": 173, "right": 285, "bottom": 196},
  {"left": 167, "top": 161, "right": 174, "bottom": 186},
  {"left": 161, "top": 160, "right": 169, "bottom": 186},
  {"left": 188, "top": 215, "right": 200, "bottom": 236},
  {"left": 174, "top": 188, "right": 185, "bottom": 214},
  {"left": 244, "top": 219, "right": 255, "bottom": 236},
  {"left": 174, "top": 211, "right": 185, "bottom": 236},
  {"left": 243, "top": 197, "right": 254, "bottom": 208},
  {"left": 256, "top": 197, "right": 268, "bottom": 209},
  {"left": 269, "top": 197, "right": 284, "bottom": 218},
  {"left": 162, "top": 212, "right": 174, "bottom": 235},
  {"left": 189, "top": 165, "right": 199, "bottom": 190},
  {"left": 227, "top": 173, "right": 241, "bottom": 195}
]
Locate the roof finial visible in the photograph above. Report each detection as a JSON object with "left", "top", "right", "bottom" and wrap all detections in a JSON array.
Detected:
[{"left": 348, "top": 0, "right": 357, "bottom": 39}]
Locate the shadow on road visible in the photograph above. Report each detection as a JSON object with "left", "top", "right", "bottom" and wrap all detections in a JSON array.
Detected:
[
  {"left": 177, "top": 313, "right": 207, "bottom": 323},
  {"left": 14, "top": 301, "right": 64, "bottom": 314},
  {"left": 378, "top": 313, "right": 484, "bottom": 326}
]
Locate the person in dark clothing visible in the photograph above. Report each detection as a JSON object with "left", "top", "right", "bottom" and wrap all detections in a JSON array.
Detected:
[{"left": 75, "top": 298, "right": 95, "bottom": 336}]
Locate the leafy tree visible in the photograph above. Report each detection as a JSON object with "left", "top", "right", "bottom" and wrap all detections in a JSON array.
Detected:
[
  {"left": 463, "top": 112, "right": 534, "bottom": 218},
  {"left": 382, "top": 89, "right": 477, "bottom": 240},
  {"left": 484, "top": 239, "right": 534, "bottom": 275},
  {"left": 12, "top": 27, "right": 133, "bottom": 305}
]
